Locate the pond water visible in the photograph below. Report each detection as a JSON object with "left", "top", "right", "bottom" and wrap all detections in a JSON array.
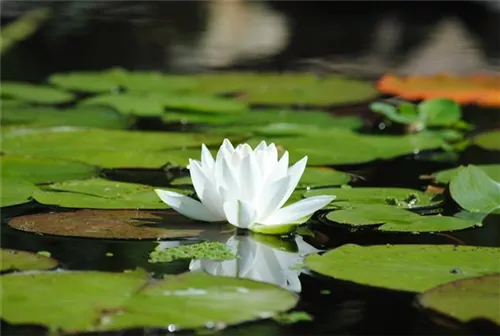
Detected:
[{"left": 1, "top": 2, "right": 500, "bottom": 335}]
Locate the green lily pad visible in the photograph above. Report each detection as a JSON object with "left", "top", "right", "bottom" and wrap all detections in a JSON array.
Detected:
[
  {"left": 305, "top": 187, "right": 441, "bottom": 209},
  {"left": 449, "top": 165, "right": 500, "bottom": 214},
  {"left": 0, "top": 270, "right": 298, "bottom": 332},
  {"left": 7, "top": 209, "right": 217, "bottom": 240},
  {"left": 32, "top": 178, "right": 182, "bottom": 209},
  {"left": 474, "top": 130, "right": 500, "bottom": 151},
  {"left": 2, "top": 105, "right": 133, "bottom": 129},
  {"left": 251, "top": 131, "right": 444, "bottom": 166},
  {"left": 49, "top": 68, "right": 197, "bottom": 93},
  {"left": 1, "top": 82, "right": 75, "bottom": 104},
  {"left": 1, "top": 177, "right": 37, "bottom": 207},
  {"left": 193, "top": 73, "right": 378, "bottom": 106},
  {"left": 431, "top": 164, "right": 500, "bottom": 184},
  {"left": 418, "top": 99, "right": 462, "bottom": 127},
  {"left": 370, "top": 102, "right": 418, "bottom": 125},
  {"left": 1, "top": 127, "right": 240, "bottom": 168},
  {"left": 324, "top": 205, "right": 476, "bottom": 232},
  {"left": 0, "top": 249, "right": 59, "bottom": 272},
  {"left": 418, "top": 274, "right": 500, "bottom": 325},
  {"left": 80, "top": 93, "right": 248, "bottom": 117},
  {"left": 305, "top": 244, "right": 500, "bottom": 292},
  {"left": 1, "top": 156, "right": 98, "bottom": 184}
]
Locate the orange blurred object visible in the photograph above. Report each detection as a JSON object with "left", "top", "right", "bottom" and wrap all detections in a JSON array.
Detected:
[{"left": 377, "top": 73, "right": 500, "bottom": 107}]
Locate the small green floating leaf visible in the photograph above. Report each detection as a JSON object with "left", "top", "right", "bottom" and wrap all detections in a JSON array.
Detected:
[
  {"left": 149, "top": 242, "right": 237, "bottom": 263},
  {"left": 417, "top": 98, "right": 462, "bottom": 127},
  {"left": 449, "top": 165, "right": 500, "bottom": 213},
  {"left": 273, "top": 311, "right": 313, "bottom": 325},
  {"left": 1, "top": 156, "right": 98, "bottom": 184},
  {"left": 324, "top": 205, "right": 476, "bottom": 232},
  {"left": 0, "top": 248, "right": 58, "bottom": 272},
  {"left": 32, "top": 178, "right": 177, "bottom": 209},
  {"left": 305, "top": 187, "right": 441, "bottom": 209},
  {"left": 0, "top": 271, "right": 298, "bottom": 332},
  {"left": 431, "top": 164, "right": 500, "bottom": 184},
  {"left": 1, "top": 177, "right": 37, "bottom": 207},
  {"left": 2, "top": 105, "right": 133, "bottom": 129},
  {"left": 305, "top": 244, "right": 500, "bottom": 292},
  {"left": 79, "top": 93, "right": 167, "bottom": 117},
  {"left": 418, "top": 274, "right": 500, "bottom": 325},
  {"left": 7, "top": 209, "right": 219, "bottom": 240},
  {"left": 1, "top": 82, "right": 75, "bottom": 104},
  {"left": 298, "top": 167, "right": 351, "bottom": 188},
  {"left": 474, "top": 130, "right": 500, "bottom": 151},
  {"left": 370, "top": 102, "right": 418, "bottom": 125}
]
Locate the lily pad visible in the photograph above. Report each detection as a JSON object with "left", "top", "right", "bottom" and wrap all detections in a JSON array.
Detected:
[
  {"left": 305, "top": 187, "right": 441, "bottom": 209},
  {"left": 418, "top": 274, "right": 500, "bottom": 325},
  {"left": 474, "top": 130, "right": 500, "bottom": 151},
  {"left": 1, "top": 156, "right": 98, "bottom": 184},
  {"left": 32, "top": 178, "right": 181, "bottom": 209},
  {"left": 251, "top": 131, "right": 444, "bottom": 166},
  {"left": 305, "top": 244, "right": 500, "bottom": 292},
  {"left": 1, "top": 82, "right": 75, "bottom": 104},
  {"left": 193, "top": 73, "right": 379, "bottom": 106},
  {"left": 149, "top": 242, "right": 237, "bottom": 263},
  {"left": 449, "top": 165, "right": 500, "bottom": 213},
  {"left": 49, "top": 68, "right": 197, "bottom": 93},
  {"left": 0, "top": 270, "right": 298, "bottom": 332},
  {"left": 1, "top": 177, "right": 37, "bottom": 207},
  {"left": 6, "top": 209, "right": 222, "bottom": 239},
  {"left": 2, "top": 105, "right": 133, "bottom": 129},
  {"left": 324, "top": 205, "right": 476, "bottom": 232},
  {"left": 1, "top": 127, "right": 240, "bottom": 168},
  {"left": 80, "top": 93, "right": 248, "bottom": 117},
  {"left": 431, "top": 164, "right": 500, "bottom": 184},
  {"left": 0, "top": 249, "right": 58, "bottom": 272}
]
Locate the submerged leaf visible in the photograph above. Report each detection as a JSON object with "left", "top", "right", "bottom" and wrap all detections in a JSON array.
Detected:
[
  {"left": 418, "top": 274, "right": 500, "bottom": 325},
  {"left": 1, "top": 271, "right": 298, "bottom": 332},
  {"left": 305, "top": 244, "right": 500, "bottom": 292},
  {"left": 7, "top": 209, "right": 218, "bottom": 240}
]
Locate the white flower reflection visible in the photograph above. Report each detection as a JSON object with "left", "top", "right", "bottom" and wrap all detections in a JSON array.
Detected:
[{"left": 189, "top": 234, "right": 320, "bottom": 292}]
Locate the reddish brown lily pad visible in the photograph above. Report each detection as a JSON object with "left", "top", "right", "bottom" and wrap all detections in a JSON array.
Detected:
[
  {"left": 377, "top": 73, "right": 500, "bottom": 107},
  {"left": 7, "top": 209, "right": 225, "bottom": 240}
]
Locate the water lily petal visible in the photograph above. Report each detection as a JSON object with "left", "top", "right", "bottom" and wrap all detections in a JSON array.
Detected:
[
  {"left": 257, "top": 175, "right": 291, "bottom": 220},
  {"left": 275, "top": 156, "right": 308, "bottom": 209},
  {"left": 155, "top": 189, "right": 224, "bottom": 221},
  {"left": 188, "top": 159, "right": 207, "bottom": 201},
  {"left": 259, "top": 195, "right": 335, "bottom": 225},
  {"left": 265, "top": 151, "right": 289, "bottom": 184},
  {"left": 255, "top": 140, "right": 267, "bottom": 151},
  {"left": 200, "top": 144, "right": 215, "bottom": 170},
  {"left": 221, "top": 157, "right": 240, "bottom": 199},
  {"left": 239, "top": 151, "right": 261, "bottom": 202},
  {"left": 223, "top": 200, "right": 257, "bottom": 229}
]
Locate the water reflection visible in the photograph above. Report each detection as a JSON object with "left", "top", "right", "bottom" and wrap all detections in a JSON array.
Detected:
[{"left": 188, "top": 234, "right": 320, "bottom": 292}]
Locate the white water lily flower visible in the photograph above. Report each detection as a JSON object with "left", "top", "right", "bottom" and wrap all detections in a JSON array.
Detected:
[
  {"left": 188, "top": 234, "right": 320, "bottom": 292},
  {"left": 155, "top": 139, "right": 335, "bottom": 233}
]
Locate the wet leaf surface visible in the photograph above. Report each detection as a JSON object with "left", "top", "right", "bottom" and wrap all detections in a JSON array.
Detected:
[
  {"left": 1, "top": 155, "right": 98, "bottom": 184},
  {"left": 7, "top": 209, "right": 220, "bottom": 239},
  {"left": 1, "top": 82, "right": 75, "bottom": 104},
  {"left": 1, "top": 177, "right": 37, "bottom": 207},
  {"left": 324, "top": 205, "right": 476, "bottom": 232},
  {"left": 32, "top": 178, "right": 182, "bottom": 209},
  {"left": 418, "top": 274, "right": 500, "bottom": 325},
  {"left": 0, "top": 270, "right": 298, "bottom": 332},
  {"left": 0, "top": 248, "right": 59, "bottom": 272},
  {"left": 305, "top": 187, "right": 441, "bottom": 209},
  {"left": 449, "top": 165, "right": 500, "bottom": 213},
  {"left": 305, "top": 244, "right": 500, "bottom": 292}
]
